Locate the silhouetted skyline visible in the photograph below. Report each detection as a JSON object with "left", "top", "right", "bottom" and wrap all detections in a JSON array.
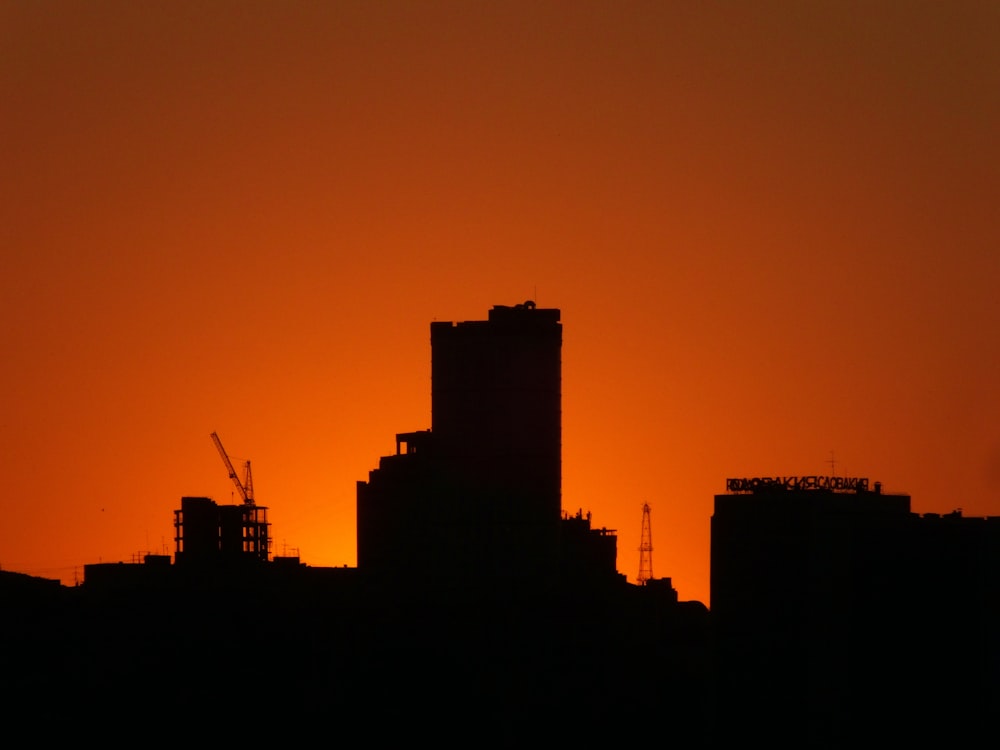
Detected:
[
  {"left": 4, "top": 4, "right": 999, "bottom": 606},
  {"left": 4, "top": 302, "right": 998, "bottom": 745}
]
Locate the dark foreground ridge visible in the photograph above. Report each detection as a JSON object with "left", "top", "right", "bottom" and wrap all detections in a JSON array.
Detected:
[{"left": 3, "top": 303, "right": 998, "bottom": 746}]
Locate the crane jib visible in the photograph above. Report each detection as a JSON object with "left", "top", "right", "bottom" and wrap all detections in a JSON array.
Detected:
[{"left": 210, "top": 431, "right": 254, "bottom": 506}]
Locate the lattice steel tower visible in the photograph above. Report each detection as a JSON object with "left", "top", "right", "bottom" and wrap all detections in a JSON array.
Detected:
[{"left": 638, "top": 502, "right": 654, "bottom": 584}]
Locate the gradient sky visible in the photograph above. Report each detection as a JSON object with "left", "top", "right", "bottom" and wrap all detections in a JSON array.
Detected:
[{"left": 3, "top": 1, "right": 998, "bottom": 605}]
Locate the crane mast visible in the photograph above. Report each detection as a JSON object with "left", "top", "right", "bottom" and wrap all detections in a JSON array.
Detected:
[
  {"left": 638, "top": 502, "right": 654, "bottom": 585},
  {"left": 243, "top": 459, "right": 254, "bottom": 505},
  {"left": 210, "top": 431, "right": 253, "bottom": 506}
]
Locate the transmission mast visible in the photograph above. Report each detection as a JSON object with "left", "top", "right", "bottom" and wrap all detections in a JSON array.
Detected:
[{"left": 638, "top": 502, "right": 653, "bottom": 585}]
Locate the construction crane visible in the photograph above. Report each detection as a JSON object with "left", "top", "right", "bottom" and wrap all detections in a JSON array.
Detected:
[
  {"left": 638, "top": 502, "right": 653, "bottom": 585},
  {"left": 210, "top": 431, "right": 254, "bottom": 506}
]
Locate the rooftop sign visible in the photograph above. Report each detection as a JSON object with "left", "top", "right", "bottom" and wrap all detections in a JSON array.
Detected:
[{"left": 726, "top": 476, "right": 869, "bottom": 493}]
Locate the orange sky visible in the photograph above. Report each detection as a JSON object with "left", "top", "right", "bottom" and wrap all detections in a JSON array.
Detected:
[{"left": 3, "top": 2, "right": 998, "bottom": 605}]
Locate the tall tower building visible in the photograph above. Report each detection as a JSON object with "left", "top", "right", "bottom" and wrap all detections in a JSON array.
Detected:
[
  {"left": 357, "top": 301, "right": 562, "bottom": 588},
  {"left": 431, "top": 301, "right": 562, "bottom": 582}
]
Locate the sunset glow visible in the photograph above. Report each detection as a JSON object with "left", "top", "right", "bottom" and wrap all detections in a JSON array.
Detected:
[{"left": 3, "top": 2, "right": 998, "bottom": 606}]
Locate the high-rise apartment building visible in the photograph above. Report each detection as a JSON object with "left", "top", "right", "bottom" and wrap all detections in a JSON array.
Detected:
[{"left": 357, "top": 302, "right": 563, "bottom": 587}]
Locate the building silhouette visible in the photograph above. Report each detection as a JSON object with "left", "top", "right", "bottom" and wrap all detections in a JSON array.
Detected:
[
  {"left": 173, "top": 495, "right": 270, "bottom": 566},
  {"left": 711, "top": 475, "right": 1000, "bottom": 745},
  {"left": 358, "top": 301, "right": 605, "bottom": 589}
]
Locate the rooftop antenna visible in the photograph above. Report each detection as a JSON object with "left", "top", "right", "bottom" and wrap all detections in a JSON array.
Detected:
[
  {"left": 827, "top": 450, "right": 837, "bottom": 477},
  {"left": 638, "top": 503, "right": 654, "bottom": 585}
]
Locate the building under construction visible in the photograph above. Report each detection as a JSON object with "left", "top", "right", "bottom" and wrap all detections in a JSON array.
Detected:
[
  {"left": 172, "top": 432, "right": 271, "bottom": 566},
  {"left": 173, "top": 496, "right": 270, "bottom": 566}
]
